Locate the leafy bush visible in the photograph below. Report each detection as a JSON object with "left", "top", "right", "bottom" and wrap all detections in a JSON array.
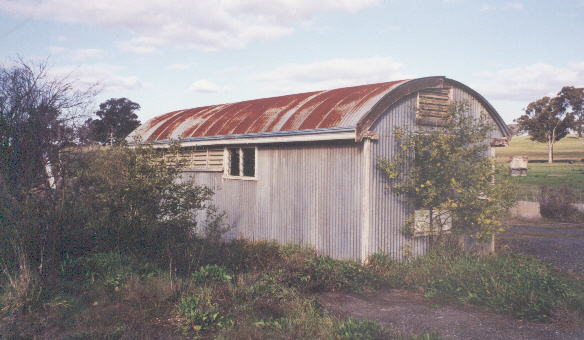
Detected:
[
  {"left": 192, "top": 264, "right": 232, "bottom": 284},
  {"left": 177, "top": 294, "right": 227, "bottom": 332},
  {"left": 59, "top": 251, "right": 158, "bottom": 283},
  {"left": 336, "top": 317, "right": 383, "bottom": 340},
  {"left": 63, "top": 143, "right": 216, "bottom": 259},
  {"left": 377, "top": 101, "right": 517, "bottom": 243},
  {"left": 540, "top": 186, "right": 584, "bottom": 222},
  {"left": 247, "top": 245, "right": 377, "bottom": 293}
]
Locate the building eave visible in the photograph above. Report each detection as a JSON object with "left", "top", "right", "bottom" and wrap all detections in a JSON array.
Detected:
[{"left": 129, "top": 127, "right": 357, "bottom": 148}]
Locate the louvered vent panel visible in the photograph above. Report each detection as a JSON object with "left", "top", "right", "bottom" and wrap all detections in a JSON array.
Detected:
[
  {"left": 192, "top": 151, "right": 207, "bottom": 167},
  {"left": 416, "top": 88, "right": 451, "bottom": 126},
  {"left": 208, "top": 149, "right": 224, "bottom": 167},
  {"left": 163, "top": 148, "right": 224, "bottom": 170}
]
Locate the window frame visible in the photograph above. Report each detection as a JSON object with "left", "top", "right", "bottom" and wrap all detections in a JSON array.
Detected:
[{"left": 223, "top": 146, "right": 258, "bottom": 180}]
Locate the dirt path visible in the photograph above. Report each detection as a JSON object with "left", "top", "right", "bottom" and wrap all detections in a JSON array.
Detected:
[
  {"left": 318, "top": 290, "right": 583, "bottom": 340},
  {"left": 318, "top": 222, "right": 584, "bottom": 339}
]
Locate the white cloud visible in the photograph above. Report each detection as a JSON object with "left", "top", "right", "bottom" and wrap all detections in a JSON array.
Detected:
[
  {"left": 0, "top": 0, "right": 382, "bottom": 52},
  {"left": 187, "top": 79, "right": 230, "bottom": 93},
  {"left": 249, "top": 56, "right": 413, "bottom": 94},
  {"left": 166, "top": 62, "right": 197, "bottom": 71},
  {"left": 472, "top": 62, "right": 584, "bottom": 102},
  {"left": 48, "top": 64, "right": 144, "bottom": 93}
]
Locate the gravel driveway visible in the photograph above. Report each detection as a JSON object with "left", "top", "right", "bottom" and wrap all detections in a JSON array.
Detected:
[
  {"left": 498, "top": 222, "right": 584, "bottom": 277},
  {"left": 319, "top": 290, "right": 583, "bottom": 340}
]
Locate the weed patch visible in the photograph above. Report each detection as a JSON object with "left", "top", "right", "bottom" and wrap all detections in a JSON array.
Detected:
[
  {"left": 368, "top": 246, "right": 584, "bottom": 322},
  {"left": 540, "top": 186, "right": 584, "bottom": 222}
]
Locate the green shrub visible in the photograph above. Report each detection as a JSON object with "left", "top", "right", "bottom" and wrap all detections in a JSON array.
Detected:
[
  {"left": 336, "top": 317, "right": 383, "bottom": 340},
  {"left": 59, "top": 251, "right": 159, "bottom": 295},
  {"left": 177, "top": 294, "right": 227, "bottom": 332},
  {"left": 540, "top": 186, "right": 584, "bottom": 222},
  {"left": 264, "top": 251, "right": 377, "bottom": 293},
  {"left": 192, "top": 264, "right": 232, "bottom": 284}
]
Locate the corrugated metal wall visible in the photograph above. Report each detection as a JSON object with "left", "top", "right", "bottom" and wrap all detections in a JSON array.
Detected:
[
  {"left": 366, "top": 86, "right": 507, "bottom": 260},
  {"left": 180, "top": 85, "right": 506, "bottom": 262},
  {"left": 368, "top": 94, "right": 429, "bottom": 260},
  {"left": 451, "top": 87, "right": 505, "bottom": 139},
  {"left": 184, "top": 141, "right": 364, "bottom": 260}
]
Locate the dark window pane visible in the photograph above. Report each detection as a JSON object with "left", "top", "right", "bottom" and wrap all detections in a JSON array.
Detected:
[
  {"left": 229, "top": 148, "right": 240, "bottom": 176},
  {"left": 242, "top": 148, "right": 255, "bottom": 177}
]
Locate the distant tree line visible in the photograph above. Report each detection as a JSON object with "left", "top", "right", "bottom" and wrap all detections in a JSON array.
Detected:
[{"left": 515, "top": 87, "right": 584, "bottom": 163}]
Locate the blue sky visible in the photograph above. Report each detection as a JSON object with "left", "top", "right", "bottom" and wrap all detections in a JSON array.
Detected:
[{"left": 1, "top": 0, "right": 583, "bottom": 125}]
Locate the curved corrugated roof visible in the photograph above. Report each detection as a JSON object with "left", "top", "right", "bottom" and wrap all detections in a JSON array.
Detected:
[{"left": 128, "top": 77, "right": 509, "bottom": 143}]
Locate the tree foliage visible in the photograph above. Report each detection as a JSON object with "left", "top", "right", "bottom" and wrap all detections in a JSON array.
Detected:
[
  {"left": 0, "top": 58, "right": 97, "bottom": 196},
  {"left": 558, "top": 86, "right": 584, "bottom": 146},
  {"left": 377, "top": 101, "right": 517, "bottom": 243},
  {"left": 1, "top": 140, "right": 221, "bottom": 282},
  {"left": 84, "top": 98, "right": 141, "bottom": 145},
  {"left": 515, "top": 86, "right": 584, "bottom": 163}
]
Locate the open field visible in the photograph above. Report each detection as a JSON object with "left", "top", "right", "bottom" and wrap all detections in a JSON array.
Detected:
[
  {"left": 495, "top": 134, "right": 584, "bottom": 163},
  {"left": 494, "top": 135, "right": 584, "bottom": 201}
]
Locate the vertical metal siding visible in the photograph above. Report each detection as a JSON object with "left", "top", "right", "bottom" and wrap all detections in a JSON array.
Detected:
[
  {"left": 369, "top": 94, "right": 429, "bottom": 260},
  {"left": 451, "top": 87, "right": 504, "bottom": 139},
  {"left": 181, "top": 86, "right": 503, "bottom": 262},
  {"left": 185, "top": 142, "right": 363, "bottom": 260}
]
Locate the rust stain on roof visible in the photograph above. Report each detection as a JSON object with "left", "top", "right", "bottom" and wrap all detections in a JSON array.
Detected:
[{"left": 130, "top": 80, "right": 410, "bottom": 142}]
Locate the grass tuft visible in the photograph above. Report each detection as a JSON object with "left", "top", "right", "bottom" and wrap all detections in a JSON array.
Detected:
[{"left": 368, "top": 246, "right": 584, "bottom": 322}]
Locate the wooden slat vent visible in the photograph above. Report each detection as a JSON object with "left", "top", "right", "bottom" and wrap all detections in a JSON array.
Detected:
[
  {"left": 416, "top": 87, "right": 452, "bottom": 126},
  {"left": 163, "top": 148, "right": 224, "bottom": 171}
]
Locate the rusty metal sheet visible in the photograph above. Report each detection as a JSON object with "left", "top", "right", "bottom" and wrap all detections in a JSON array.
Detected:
[{"left": 129, "top": 80, "right": 410, "bottom": 142}]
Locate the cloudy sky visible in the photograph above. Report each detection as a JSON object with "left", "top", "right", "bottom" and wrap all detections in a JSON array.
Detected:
[{"left": 1, "top": 0, "right": 583, "bottom": 124}]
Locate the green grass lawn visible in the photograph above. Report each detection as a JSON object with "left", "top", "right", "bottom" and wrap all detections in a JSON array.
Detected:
[
  {"left": 494, "top": 135, "right": 584, "bottom": 201},
  {"left": 495, "top": 134, "right": 584, "bottom": 163}
]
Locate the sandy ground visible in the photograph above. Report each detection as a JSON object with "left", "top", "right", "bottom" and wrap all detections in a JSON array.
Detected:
[{"left": 318, "top": 221, "right": 584, "bottom": 340}]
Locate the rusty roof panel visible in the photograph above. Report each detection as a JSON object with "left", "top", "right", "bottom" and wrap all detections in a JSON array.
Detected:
[{"left": 129, "top": 80, "right": 411, "bottom": 142}]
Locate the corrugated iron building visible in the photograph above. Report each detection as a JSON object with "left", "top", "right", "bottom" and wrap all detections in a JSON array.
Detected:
[{"left": 128, "top": 76, "right": 510, "bottom": 261}]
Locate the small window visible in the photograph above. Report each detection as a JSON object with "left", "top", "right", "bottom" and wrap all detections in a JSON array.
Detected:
[
  {"left": 225, "top": 147, "right": 257, "bottom": 179},
  {"left": 242, "top": 148, "right": 255, "bottom": 177},
  {"left": 229, "top": 148, "right": 240, "bottom": 176}
]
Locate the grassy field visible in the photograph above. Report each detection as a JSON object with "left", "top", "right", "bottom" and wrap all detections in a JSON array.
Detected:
[
  {"left": 495, "top": 134, "right": 584, "bottom": 163},
  {"left": 494, "top": 135, "right": 584, "bottom": 201}
]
